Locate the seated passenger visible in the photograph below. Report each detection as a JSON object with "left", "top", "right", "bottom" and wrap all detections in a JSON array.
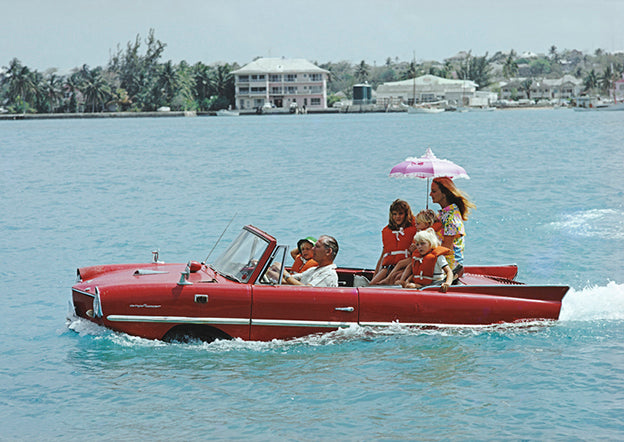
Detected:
[
  {"left": 370, "top": 199, "right": 417, "bottom": 285},
  {"left": 380, "top": 208, "right": 442, "bottom": 285},
  {"left": 399, "top": 228, "right": 453, "bottom": 292},
  {"left": 290, "top": 236, "right": 318, "bottom": 274},
  {"left": 282, "top": 235, "right": 339, "bottom": 287}
]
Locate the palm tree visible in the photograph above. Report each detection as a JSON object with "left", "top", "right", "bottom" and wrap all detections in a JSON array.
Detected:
[
  {"left": 63, "top": 72, "right": 81, "bottom": 112},
  {"left": 470, "top": 53, "right": 492, "bottom": 89},
  {"left": 170, "top": 60, "right": 196, "bottom": 110},
  {"left": 79, "top": 65, "right": 111, "bottom": 112},
  {"left": 192, "top": 62, "right": 212, "bottom": 108},
  {"left": 503, "top": 51, "right": 519, "bottom": 79},
  {"left": 521, "top": 78, "right": 533, "bottom": 100},
  {"left": 154, "top": 60, "right": 179, "bottom": 106},
  {"left": 583, "top": 69, "right": 598, "bottom": 92},
  {"left": 3, "top": 58, "right": 38, "bottom": 113},
  {"left": 210, "top": 64, "right": 235, "bottom": 107},
  {"left": 459, "top": 52, "right": 492, "bottom": 89},
  {"left": 42, "top": 74, "right": 64, "bottom": 113},
  {"left": 599, "top": 65, "right": 614, "bottom": 96},
  {"left": 355, "top": 60, "right": 369, "bottom": 83},
  {"left": 548, "top": 45, "right": 560, "bottom": 63}
]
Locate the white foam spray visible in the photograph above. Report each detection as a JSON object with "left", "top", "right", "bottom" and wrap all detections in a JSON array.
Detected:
[{"left": 560, "top": 281, "right": 624, "bottom": 321}]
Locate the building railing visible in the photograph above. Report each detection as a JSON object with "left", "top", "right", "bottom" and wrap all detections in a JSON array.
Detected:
[
  {"left": 238, "top": 91, "right": 325, "bottom": 96},
  {"left": 237, "top": 75, "right": 325, "bottom": 84}
]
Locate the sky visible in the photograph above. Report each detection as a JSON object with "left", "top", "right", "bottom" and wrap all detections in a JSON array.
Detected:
[{"left": 1, "top": 0, "right": 623, "bottom": 73}]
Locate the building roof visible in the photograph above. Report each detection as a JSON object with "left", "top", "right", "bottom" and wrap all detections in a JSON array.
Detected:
[
  {"left": 232, "top": 58, "right": 329, "bottom": 74},
  {"left": 377, "top": 74, "right": 477, "bottom": 94},
  {"left": 500, "top": 75, "right": 583, "bottom": 88}
]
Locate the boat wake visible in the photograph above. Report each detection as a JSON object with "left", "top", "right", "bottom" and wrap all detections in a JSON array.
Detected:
[
  {"left": 559, "top": 281, "right": 624, "bottom": 321},
  {"left": 549, "top": 208, "right": 624, "bottom": 240}
]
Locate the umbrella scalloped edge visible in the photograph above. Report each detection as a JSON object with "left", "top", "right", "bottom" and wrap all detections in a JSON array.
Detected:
[{"left": 389, "top": 171, "right": 470, "bottom": 179}]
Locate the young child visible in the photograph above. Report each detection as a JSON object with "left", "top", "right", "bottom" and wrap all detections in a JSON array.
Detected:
[
  {"left": 400, "top": 227, "right": 453, "bottom": 292},
  {"left": 290, "top": 236, "right": 318, "bottom": 273},
  {"left": 370, "top": 199, "right": 417, "bottom": 285},
  {"left": 415, "top": 208, "right": 442, "bottom": 232},
  {"left": 378, "top": 209, "right": 440, "bottom": 285}
]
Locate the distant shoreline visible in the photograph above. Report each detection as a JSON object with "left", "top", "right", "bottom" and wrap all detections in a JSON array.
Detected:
[{"left": 0, "top": 105, "right": 562, "bottom": 121}]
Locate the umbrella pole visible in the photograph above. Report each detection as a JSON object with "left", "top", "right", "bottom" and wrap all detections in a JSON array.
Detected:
[{"left": 426, "top": 178, "right": 429, "bottom": 209}]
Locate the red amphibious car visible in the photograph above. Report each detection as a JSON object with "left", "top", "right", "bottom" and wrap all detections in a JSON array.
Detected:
[{"left": 71, "top": 225, "right": 569, "bottom": 342}]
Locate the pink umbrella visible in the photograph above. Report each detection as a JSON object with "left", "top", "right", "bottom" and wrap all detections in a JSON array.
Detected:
[{"left": 389, "top": 148, "right": 469, "bottom": 208}]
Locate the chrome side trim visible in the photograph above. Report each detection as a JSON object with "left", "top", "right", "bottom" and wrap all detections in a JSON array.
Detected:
[
  {"left": 73, "top": 288, "right": 95, "bottom": 298},
  {"left": 359, "top": 321, "right": 497, "bottom": 328},
  {"left": 251, "top": 319, "right": 356, "bottom": 328},
  {"left": 101, "top": 315, "right": 498, "bottom": 329},
  {"left": 93, "top": 287, "right": 103, "bottom": 318},
  {"left": 105, "top": 315, "right": 356, "bottom": 328},
  {"left": 107, "top": 315, "right": 250, "bottom": 325},
  {"left": 134, "top": 269, "right": 169, "bottom": 275}
]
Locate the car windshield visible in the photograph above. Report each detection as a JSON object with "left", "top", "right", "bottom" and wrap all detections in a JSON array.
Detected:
[{"left": 211, "top": 228, "right": 270, "bottom": 283}]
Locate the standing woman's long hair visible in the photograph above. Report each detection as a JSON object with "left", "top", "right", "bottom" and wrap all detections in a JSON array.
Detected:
[{"left": 432, "top": 177, "right": 476, "bottom": 221}]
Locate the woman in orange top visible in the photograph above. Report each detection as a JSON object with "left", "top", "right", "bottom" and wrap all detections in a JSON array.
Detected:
[{"left": 370, "top": 199, "right": 417, "bottom": 285}]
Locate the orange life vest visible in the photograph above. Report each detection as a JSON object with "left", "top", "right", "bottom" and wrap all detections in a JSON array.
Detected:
[
  {"left": 411, "top": 246, "right": 451, "bottom": 285},
  {"left": 381, "top": 225, "right": 418, "bottom": 266},
  {"left": 292, "top": 255, "right": 318, "bottom": 273}
]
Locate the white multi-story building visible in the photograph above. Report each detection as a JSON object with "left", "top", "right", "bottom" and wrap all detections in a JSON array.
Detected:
[{"left": 232, "top": 58, "right": 329, "bottom": 110}]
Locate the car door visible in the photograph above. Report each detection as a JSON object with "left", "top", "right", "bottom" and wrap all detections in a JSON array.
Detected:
[{"left": 249, "top": 284, "right": 358, "bottom": 341}]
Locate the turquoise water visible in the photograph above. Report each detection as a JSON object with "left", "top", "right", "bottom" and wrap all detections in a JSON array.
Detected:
[{"left": 1, "top": 111, "right": 623, "bottom": 439}]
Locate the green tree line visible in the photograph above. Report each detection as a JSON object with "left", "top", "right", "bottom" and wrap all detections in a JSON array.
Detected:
[
  {"left": 1, "top": 30, "right": 236, "bottom": 114},
  {"left": 323, "top": 46, "right": 623, "bottom": 100},
  {"left": 2, "top": 31, "right": 623, "bottom": 114}
]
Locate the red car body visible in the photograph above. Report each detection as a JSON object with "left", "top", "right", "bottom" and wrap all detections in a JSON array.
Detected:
[{"left": 71, "top": 225, "right": 569, "bottom": 342}]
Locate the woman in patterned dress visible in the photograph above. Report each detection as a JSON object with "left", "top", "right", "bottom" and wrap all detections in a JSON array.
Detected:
[{"left": 429, "top": 177, "right": 476, "bottom": 270}]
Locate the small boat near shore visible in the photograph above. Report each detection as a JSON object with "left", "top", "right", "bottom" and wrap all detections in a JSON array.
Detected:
[
  {"left": 407, "top": 106, "right": 445, "bottom": 114},
  {"left": 574, "top": 102, "right": 624, "bottom": 111},
  {"left": 573, "top": 96, "right": 624, "bottom": 111},
  {"left": 407, "top": 99, "right": 446, "bottom": 114},
  {"left": 216, "top": 109, "right": 240, "bottom": 116},
  {"left": 71, "top": 225, "right": 569, "bottom": 342}
]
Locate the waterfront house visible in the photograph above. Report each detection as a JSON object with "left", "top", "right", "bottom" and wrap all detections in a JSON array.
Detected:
[
  {"left": 499, "top": 75, "right": 583, "bottom": 102},
  {"left": 231, "top": 58, "right": 330, "bottom": 111}
]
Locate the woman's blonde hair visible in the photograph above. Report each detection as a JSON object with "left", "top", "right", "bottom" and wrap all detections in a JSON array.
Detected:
[
  {"left": 432, "top": 177, "right": 476, "bottom": 221},
  {"left": 412, "top": 227, "right": 440, "bottom": 249}
]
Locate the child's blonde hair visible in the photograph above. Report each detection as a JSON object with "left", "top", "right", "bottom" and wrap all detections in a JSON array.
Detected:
[
  {"left": 412, "top": 228, "right": 440, "bottom": 249},
  {"left": 415, "top": 209, "right": 436, "bottom": 227}
]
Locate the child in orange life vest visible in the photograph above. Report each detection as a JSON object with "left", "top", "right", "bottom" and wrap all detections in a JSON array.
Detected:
[
  {"left": 265, "top": 236, "right": 318, "bottom": 282},
  {"left": 400, "top": 227, "right": 453, "bottom": 292},
  {"left": 290, "top": 236, "right": 318, "bottom": 273},
  {"left": 370, "top": 199, "right": 417, "bottom": 285},
  {"left": 379, "top": 209, "right": 441, "bottom": 285}
]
